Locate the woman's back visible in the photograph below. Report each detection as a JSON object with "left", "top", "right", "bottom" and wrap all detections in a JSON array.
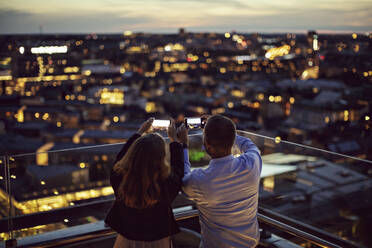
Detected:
[{"left": 105, "top": 119, "right": 185, "bottom": 247}]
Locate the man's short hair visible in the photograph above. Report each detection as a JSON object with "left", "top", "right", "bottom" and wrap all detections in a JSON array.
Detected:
[{"left": 204, "top": 115, "right": 236, "bottom": 152}]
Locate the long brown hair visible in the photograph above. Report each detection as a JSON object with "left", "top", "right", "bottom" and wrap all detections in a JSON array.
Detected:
[{"left": 113, "top": 133, "right": 170, "bottom": 209}]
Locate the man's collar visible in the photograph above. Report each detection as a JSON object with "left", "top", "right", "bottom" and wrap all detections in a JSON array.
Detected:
[{"left": 210, "top": 154, "right": 234, "bottom": 165}]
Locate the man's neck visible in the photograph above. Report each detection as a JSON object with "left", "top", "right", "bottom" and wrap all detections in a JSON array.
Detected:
[{"left": 211, "top": 152, "right": 231, "bottom": 159}]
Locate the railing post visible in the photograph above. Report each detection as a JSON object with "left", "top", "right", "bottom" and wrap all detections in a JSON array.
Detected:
[{"left": 4, "top": 155, "right": 17, "bottom": 248}]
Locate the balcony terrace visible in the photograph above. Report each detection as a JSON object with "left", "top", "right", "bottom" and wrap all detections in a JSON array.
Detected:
[{"left": 1, "top": 130, "right": 371, "bottom": 248}]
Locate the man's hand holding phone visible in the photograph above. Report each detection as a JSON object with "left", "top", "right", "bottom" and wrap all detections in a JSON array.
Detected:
[{"left": 184, "top": 117, "right": 207, "bottom": 129}]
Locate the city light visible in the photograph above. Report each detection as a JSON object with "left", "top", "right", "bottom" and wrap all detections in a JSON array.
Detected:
[
  {"left": 263, "top": 177, "right": 275, "bottom": 191},
  {"left": 265, "top": 45, "right": 291, "bottom": 60},
  {"left": 31, "top": 46, "right": 68, "bottom": 54},
  {"left": 302, "top": 66, "right": 319, "bottom": 80},
  {"left": 164, "top": 43, "right": 185, "bottom": 51},
  {"left": 100, "top": 90, "right": 124, "bottom": 105},
  {"left": 257, "top": 93, "right": 265, "bottom": 101},
  {"left": 36, "top": 142, "right": 55, "bottom": 166},
  {"left": 145, "top": 102, "right": 156, "bottom": 113},
  {"left": 0, "top": 75, "right": 12, "bottom": 81},
  {"left": 64, "top": 67, "right": 79, "bottom": 73},
  {"left": 127, "top": 46, "right": 142, "bottom": 53},
  {"left": 313, "top": 39, "right": 319, "bottom": 51},
  {"left": 42, "top": 113, "right": 49, "bottom": 120},
  {"left": 19, "top": 46, "right": 25, "bottom": 54},
  {"left": 17, "top": 106, "right": 26, "bottom": 123},
  {"left": 235, "top": 55, "right": 257, "bottom": 61},
  {"left": 73, "top": 130, "right": 84, "bottom": 144},
  {"left": 344, "top": 110, "right": 349, "bottom": 121},
  {"left": 231, "top": 90, "right": 244, "bottom": 98},
  {"left": 187, "top": 54, "right": 199, "bottom": 62}
]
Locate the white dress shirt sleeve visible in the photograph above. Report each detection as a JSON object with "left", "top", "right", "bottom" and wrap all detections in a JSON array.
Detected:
[{"left": 235, "top": 135, "right": 262, "bottom": 173}]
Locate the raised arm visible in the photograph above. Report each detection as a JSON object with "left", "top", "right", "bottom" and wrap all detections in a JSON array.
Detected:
[
  {"left": 165, "top": 119, "right": 184, "bottom": 201},
  {"left": 235, "top": 134, "right": 262, "bottom": 172},
  {"left": 114, "top": 118, "right": 154, "bottom": 163},
  {"left": 177, "top": 124, "right": 203, "bottom": 202},
  {"left": 166, "top": 141, "right": 184, "bottom": 201},
  {"left": 176, "top": 124, "right": 191, "bottom": 176},
  {"left": 183, "top": 147, "right": 192, "bottom": 175}
]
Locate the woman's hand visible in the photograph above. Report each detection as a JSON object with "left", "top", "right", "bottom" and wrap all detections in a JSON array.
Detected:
[
  {"left": 167, "top": 119, "right": 177, "bottom": 142},
  {"left": 138, "top": 118, "right": 154, "bottom": 135},
  {"left": 177, "top": 123, "right": 189, "bottom": 146}
]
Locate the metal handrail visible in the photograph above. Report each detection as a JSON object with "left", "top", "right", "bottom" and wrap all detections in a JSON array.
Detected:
[
  {"left": 4, "top": 130, "right": 372, "bottom": 164},
  {"left": 258, "top": 213, "right": 340, "bottom": 248},
  {"left": 0, "top": 200, "right": 362, "bottom": 248}
]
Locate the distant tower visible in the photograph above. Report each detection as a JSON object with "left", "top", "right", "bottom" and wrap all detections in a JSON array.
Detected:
[
  {"left": 307, "top": 30, "right": 319, "bottom": 52},
  {"left": 302, "top": 30, "right": 319, "bottom": 80},
  {"left": 307, "top": 31, "right": 319, "bottom": 67},
  {"left": 179, "top": 28, "right": 185, "bottom": 36}
]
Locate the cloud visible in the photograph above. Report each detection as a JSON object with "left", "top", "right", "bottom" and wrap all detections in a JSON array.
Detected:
[
  {"left": 1, "top": 0, "right": 372, "bottom": 34},
  {"left": 0, "top": 8, "right": 153, "bottom": 33}
]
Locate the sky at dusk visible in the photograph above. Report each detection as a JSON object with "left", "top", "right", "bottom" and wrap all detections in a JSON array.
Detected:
[{"left": 1, "top": 0, "right": 372, "bottom": 34}]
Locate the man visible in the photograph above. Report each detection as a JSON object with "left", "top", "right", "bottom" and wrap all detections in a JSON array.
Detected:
[{"left": 181, "top": 115, "right": 262, "bottom": 248}]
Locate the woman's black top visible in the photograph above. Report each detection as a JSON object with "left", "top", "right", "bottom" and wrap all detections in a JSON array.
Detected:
[{"left": 105, "top": 133, "right": 184, "bottom": 241}]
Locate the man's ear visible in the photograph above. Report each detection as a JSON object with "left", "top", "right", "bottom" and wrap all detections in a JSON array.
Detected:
[{"left": 204, "top": 141, "right": 215, "bottom": 155}]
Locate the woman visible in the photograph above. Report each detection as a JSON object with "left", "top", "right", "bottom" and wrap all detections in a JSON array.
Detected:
[{"left": 105, "top": 118, "right": 187, "bottom": 248}]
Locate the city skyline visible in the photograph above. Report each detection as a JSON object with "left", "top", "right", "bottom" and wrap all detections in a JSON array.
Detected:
[{"left": 1, "top": 0, "right": 372, "bottom": 34}]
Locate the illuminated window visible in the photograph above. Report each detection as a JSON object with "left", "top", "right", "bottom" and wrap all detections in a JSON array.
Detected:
[
  {"left": 145, "top": 102, "right": 156, "bottom": 113},
  {"left": 100, "top": 90, "right": 124, "bottom": 105}
]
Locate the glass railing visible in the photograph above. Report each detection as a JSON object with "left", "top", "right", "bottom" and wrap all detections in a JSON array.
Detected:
[
  {"left": 236, "top": 130, "right": 371, "bottom": 248},
  {"left": 0, "top": 132, "right": 205, "bottom": 242},
  {"left": 1, "top": 130, "right": 371, "bottom": 247}
]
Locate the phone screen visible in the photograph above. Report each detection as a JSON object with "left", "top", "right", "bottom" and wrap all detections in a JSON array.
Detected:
[
  {"left": 187, "top": 118, "right": 201, "bottom": 125},
  {"left": 152, "top": 119, "right": 170, "bottom": 128},
  {"left": 185, "top": 117, "right": 203, "bottom": 129}
]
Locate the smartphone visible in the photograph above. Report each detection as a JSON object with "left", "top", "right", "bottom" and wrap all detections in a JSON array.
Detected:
[
  {"left": 185, "top": 117, "right": 206, "bottom": 129},
  {"left": 152, "top": 119, "right": 170, "bottom": 129}
]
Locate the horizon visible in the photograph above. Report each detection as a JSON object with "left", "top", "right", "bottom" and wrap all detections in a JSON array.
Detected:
[
  {"left": 0, "top": 30, "right": 369, "bottom": 36},
  {"left": 1, "top": 0, "right": 371, "bottom": 35}
]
